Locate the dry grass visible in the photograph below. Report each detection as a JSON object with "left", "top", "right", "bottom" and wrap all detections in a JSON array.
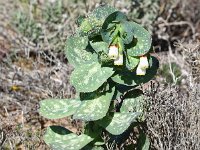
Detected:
[{"left": 145, "top": 81, "right": 200, "bottom": 149}]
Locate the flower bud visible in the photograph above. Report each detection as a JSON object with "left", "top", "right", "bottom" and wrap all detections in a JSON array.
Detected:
[
  {"left": 114, "top": 54, "right": 123, "bottom": 66},
  {"left": 108, "top": 45, "right": 118, "bottom": 60},
  {"left": 136, "top": 66, "right": 146, "bottom": 75},
  {"left": 138, "top": 56, "right": 149, "bottom": 69}
]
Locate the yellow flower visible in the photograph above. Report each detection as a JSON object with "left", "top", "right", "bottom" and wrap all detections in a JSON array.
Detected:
[
  {"left": 108, "top": 45, "right": 118, "bottom": 60},
  {"left": 114, "top": 54, "right": 123, "bottom": 66},
  {"left": 11, "top": 85, "right": 21, "bottom": 91}
]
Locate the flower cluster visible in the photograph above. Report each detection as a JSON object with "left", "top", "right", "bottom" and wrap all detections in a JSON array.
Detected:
[{"left": 108, "top": 45, "right": 149, "bottom": 75}]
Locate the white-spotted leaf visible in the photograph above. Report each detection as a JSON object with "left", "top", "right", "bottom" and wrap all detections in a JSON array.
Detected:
[
  {"left": 44, "top": 126, "right": 93, "bottom": 150},
  {"left": 97, "top": 112, "right": 140, "bottom": 135},
  {"left": 79, "top": 5, "right": 117, "bottom": 37},
  {"left": 121, "top": 97, "right": 144, "bottom": 113},
  {"left": 126, "top": 55, "right": 140, "bottom": 71},
  {"left": 70, "top": 62, "right": 114, "bottom": 92},
  {"left": 39, "top": 99, "right": 81, "bottom": 119},
  {"left": 88, "top": 5, "right": 117, "bottom": 29},
  {"left": 101, "top": 11, "right": 127, "bottom": 44},
  {"left": 120, "top": 21, "right": 135, "bottom": 44},
  {"left": 73, "top": 88, "right": 114, "bottom": 121},
  {"left": 65, "top": 36, "right": 97, "bottom": 67},
  {"left": 90, "top": 41, "right": 109, "bottom": 53},
  {"left": 127, "top": 22, "right": 152, "bottom": 56}
]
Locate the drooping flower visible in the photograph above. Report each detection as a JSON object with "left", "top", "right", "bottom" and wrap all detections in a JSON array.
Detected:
[
  {"left": 114, "top": 54, "right": 123, "bottom": 66},
  {"left": 136, "top": 56, "right": 149, "bottom": 75},
  {"left": 108, "top": 45, "right": 118, "bottom": 60},
  {"left": 138, "top": 56, "right": 149, "bottom": 69},
  {"left": 136, "top": 66, "right": 146, "bottom": 75}
]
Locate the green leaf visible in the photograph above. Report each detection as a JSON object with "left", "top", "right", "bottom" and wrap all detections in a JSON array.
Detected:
[
  {"left": 39, "top": 99, "right": 81, "bottom": 119},
  {"left": 111, "top": 71, "right": 138, "bottom": 86},
  {"left": 102, "top": 11, "right": 127, "bottom": 30},
  {"left": 120, "top": 21, "right": 135, "bottom": 44},
  {"left": 101, "top": 11, "right": 127, "bottom": 44},
  {"left": 78, "top": 19, "right": 93, "bottom": 35},
  {"left": 79, "top": 5, "right": 117, "bottom": 37},
  {"left": 88, "top": 5, "right": 117, "bottom": 27},
  {"left": 90, "top": 41, "right": 109, "bottom": 53},
  {"left": 126, "top": 22, "right": 152, "bottom": 56},
  {"left": 70, "top": 62, "right": 114, "bottom": 92},
  {"left": 91, "top": 146, "right": 104, "bottom": 150},
  {"left": 120, "top": 89, "right": 144, "bottom": 113},
  {"left": 126, "top": 55, "right": 140, "bottom": 71},
  {"left": 83, "top": 122, "right": 102, "bottom": 139},
  {"left": 90, "top": 5, "right": 117, "bottom": 20},
  {"left": 73, "top": 88, "right": 114, "bottom": 121},
  {"left": 94, "top": 141, "right": 105, "bottom": 146},
  {"left": 137, "top": 133, "right": 150, "bottom": 150},
  {"left": 44, "top": 126, "right": 93, "bottom": 150},
  {"left": 115, "top": 84, "right": 136, "bottom": 97},
  {"left": 97, "top": 112, "right": 140, "bottom": 135},
  {"left": 111, "top": 56, "right": 159, "bottom": 86},
  {"left": 101, "top": 24, "right": 119, "bottom": 44},
  {"left": 65, "top": 35, "right": 97, "bottom": 67},
  {"left": 76, "top": 15, "right": 86, "bottom": 26}
]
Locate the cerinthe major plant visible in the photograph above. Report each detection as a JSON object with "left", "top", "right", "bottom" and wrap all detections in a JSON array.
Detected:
[{"left": 39, "top": 5, "right": 159, "bottom": 150}]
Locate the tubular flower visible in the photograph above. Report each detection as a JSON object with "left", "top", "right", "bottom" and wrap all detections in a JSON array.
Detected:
[
  {"left": 136, "top": 56, "right": 149, "bottom": 75},
  {"left": 138, "top": 56, "right": 149, "bottom": 69},
  {"left": 108, "top": 45, "right": 118, "bottom": 60},
  {"left": 114, "top": 54, "right": 123, "bottom": 66},
  {"left": 136, "top": 66, "right": 146, "bottom": 75}
]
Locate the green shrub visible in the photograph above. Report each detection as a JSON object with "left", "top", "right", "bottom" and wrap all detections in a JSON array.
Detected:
[{"left": 39, "top": 5, "right": 159, "bottom": 149}]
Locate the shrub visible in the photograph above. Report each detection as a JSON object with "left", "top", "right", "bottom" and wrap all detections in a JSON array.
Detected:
[{"left": 39, "top": 5, "right": 159, "bottom": 149}]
